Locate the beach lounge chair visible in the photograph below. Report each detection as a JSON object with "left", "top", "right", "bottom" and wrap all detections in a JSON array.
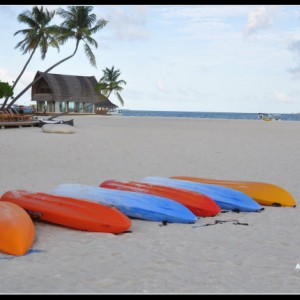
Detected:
[
  {"left": 7, "top": 109, "right": 32, "bottom": 122},
  {"left": 7, "top": 109, "right": 24, "bottom": 121},
  {"left": 0, "top": 111, "right": 10, "bottom": 122},
  {"left": 1, "top": 111, "right": 14, "bottom": 122}
]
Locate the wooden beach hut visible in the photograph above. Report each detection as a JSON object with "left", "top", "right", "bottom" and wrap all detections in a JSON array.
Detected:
[{"left": 31, "top": 71, "right": 118, "bottom": 114}]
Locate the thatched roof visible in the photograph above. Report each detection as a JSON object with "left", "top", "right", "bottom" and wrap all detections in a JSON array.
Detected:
[
  {"left": 95, "top": 98, "right": 118, "bottom": 108},
  {"left": 31, "top": 71, "right": 101, "bottom": 103}
]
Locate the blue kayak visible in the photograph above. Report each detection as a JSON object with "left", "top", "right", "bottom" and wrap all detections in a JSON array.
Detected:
[
  {"left": 141, "top": 177, "right": 262, "bottom": 212},
  {"left": 52, "top": 183, "right": 198, "bottom": 224}
]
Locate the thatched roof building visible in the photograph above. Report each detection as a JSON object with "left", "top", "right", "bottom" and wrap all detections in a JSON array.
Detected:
[{"left": 31, "top": 71, "right": 118, "bottom": 113}]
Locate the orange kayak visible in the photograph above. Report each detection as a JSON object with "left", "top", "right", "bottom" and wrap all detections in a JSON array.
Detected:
[
  {"left": 171, "top": 176, "right": 296, "bottom": 207},
  {"left": 0, "top": 190, "right": 131, "bottom": 234},
  {"left": 99, "top": 180, "right": 221, "bottom": 217},
  {"left": 0, "top": 201, "right": 35, "bottom": 256}
]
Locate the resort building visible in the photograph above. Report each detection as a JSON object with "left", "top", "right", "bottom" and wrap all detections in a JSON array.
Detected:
[{"left": 31, "top": 71, "right": 118, "bottom": 114}]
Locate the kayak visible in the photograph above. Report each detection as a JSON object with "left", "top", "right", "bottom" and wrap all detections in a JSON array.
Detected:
[
  {"left": 141, "top": 177, "right": 263, "bottom": 213},
  {"left": 0, "top": 201, "right": 35, "bottom": 256},
  {"left": 171, "top": 176, "right": 296, "bottom": 207},
  {"left": 52, "top": 183, "right": 198, "bottom": 224},
  {"left": 0, "top": 190, "right": 131, "bottom": 234},
  {"left": 99, "top": 180, "right": 221, "bottom": 217}
]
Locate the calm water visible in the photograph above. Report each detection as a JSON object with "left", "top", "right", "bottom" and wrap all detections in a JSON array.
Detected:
[{"left": 122, "top": 110, "right": 300, "bottom": 121}]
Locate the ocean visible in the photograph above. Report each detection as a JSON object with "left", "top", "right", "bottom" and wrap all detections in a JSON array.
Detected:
[{"left": 122, "top": 110, "right": 300, "bottom": 121}]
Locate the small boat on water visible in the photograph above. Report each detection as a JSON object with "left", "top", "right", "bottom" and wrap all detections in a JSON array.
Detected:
[
  {"left": 257, "top": 113, "right": 281, "bottom": 121},
  {"left": 38, "top": 119, "right": 74, "bottom": 127}
]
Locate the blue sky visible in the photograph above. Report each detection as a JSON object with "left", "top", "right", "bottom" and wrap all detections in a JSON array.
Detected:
[{"left": 1, "top": 4, "right": 300, "bottom": 113}]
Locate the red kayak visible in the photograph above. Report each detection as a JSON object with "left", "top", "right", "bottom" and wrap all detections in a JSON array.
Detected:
[
  {"left": 99, "top": 180, "right": 221, "bottom": 217},
  {"left": 0, "top": 190, "right": 131, "bottom": 234}
]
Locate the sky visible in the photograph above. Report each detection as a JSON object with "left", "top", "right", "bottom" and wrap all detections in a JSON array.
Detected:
[{"left": 1, "top": 4, "right": 300, "bottom": 113}]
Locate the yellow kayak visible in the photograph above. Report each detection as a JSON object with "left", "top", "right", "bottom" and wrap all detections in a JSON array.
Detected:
[{"left": 170, "top": 176, "right": 296, "bottom": 207}]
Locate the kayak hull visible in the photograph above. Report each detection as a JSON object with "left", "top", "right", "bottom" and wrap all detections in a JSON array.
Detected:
[
  {"left": 52, "top": 184, "right": 198, "bottom": 224},
  {"left": 99, "top": 180, "right": 221, "bottom": 217},
  {"left": 0, "top": 201, "right": 35, "bottom": 256},
  {"left": 171, "top": 176, "right": 296, "bottom": 207},
  {"left": 0, "top": 190, "right": 131, "bottom": 234},
  {"left": 141, "top": 177, "right": 262, "bottom": 212}
]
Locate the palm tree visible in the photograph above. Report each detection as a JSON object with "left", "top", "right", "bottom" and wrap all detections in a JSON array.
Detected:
[
  {"left": 1, "top": 6, "right": 59, "bottom": 111},
  {"left": 6, "top": 5, "right": 108, "bottom": 110},
  {"left": 95, "top": 66, "right": 127, "bottom": 106}
]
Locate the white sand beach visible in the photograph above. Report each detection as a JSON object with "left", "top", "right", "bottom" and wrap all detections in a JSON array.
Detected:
[{"left": 0, "top": 115, "right": 299, "bottom": 294}]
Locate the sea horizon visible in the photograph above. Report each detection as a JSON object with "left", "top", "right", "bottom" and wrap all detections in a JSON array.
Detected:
[{"left": 121, "top": 109, "right": 300, "bottom": 121}]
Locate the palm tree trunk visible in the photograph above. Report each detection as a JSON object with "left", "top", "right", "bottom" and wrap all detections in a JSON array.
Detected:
[
  {"left": 6, "top": 40, "right": 80, "bottom": 109},
  {"left": 1, "top": 47, "right": 37, "bottom": 111}
]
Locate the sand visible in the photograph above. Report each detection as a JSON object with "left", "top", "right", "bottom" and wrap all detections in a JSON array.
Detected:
[{"left": 0, "top": 115, "right": 299, "bottom": 294}]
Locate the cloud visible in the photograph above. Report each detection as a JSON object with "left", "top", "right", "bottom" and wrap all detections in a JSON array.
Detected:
[
  {"left": 288, "top": 40, "right": 300, "bottom": 55},
  {"left": 0, "top": 68, "right": 15, "bottom": 84},
  {"left": 156, "top": 5, "right": 245, "bottom": 41},
  {"left": 156, "top": 80, "right": 169, "bottom": 93},
  {"left": 156, "top": 80, "right": 165, "bottom": 91},
  {"left": 0, "top": 69, "right": 35, "bottom": 104},
  {"left": 288, "top": 65, "right": 300, "bottom": 78},
  {"left": 287, "top": 40, "right": 300, "bottom": 78},
  {"left": 103, "top": 5, "right": 149, "bottom": 41},
  {"left": 274, "top": 91, "right": 293, "bottom": 104},
  {"left": 157, "top": 5, "right": 250, "bottom": 20},
  {"left": 243, "top": 6, "right": 272, "bottom": 37}
]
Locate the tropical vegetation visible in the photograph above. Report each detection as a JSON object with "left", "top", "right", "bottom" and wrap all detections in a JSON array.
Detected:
[
  {"left": 1, "top": 5, "right": 108, "bottom": 111},
  {"left": 0, "top": 81, "right": 13, "bottom": 99},
  {"left": 95, "top": 66, "right": 127, "bottom": 106},
  {"left": 0, "top": 6, "right": 59, "bottom": 111}
]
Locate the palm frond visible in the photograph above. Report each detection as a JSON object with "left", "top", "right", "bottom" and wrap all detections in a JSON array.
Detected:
[
  {"left": 39, "top": 37, "right": 48, "bottom": 59},
  {"left": 84, "top": 35, "right": 98, "bottom": 48},
  {"left": 96, "top": 66, "right": 127, "bottom": 106},
  {"left": 55, "top": 6, "right": 107, "bottom": 67},
  {"left": 83, "top": 43, "right": 96, "bottom": 67},
  {"left": 14, "top": 5, "right": 58, "bottom": 57},
  {"left": 90, "top": 19, "right": 108, "bottom": 34}
]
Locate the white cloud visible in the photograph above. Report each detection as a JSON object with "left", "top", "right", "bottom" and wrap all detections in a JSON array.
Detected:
[
  {"left": 103, "top": 5, "right": 149, "bottom": 41},
  {"left": 157, "top": 5, "right": 250, "bottom": 20},
  {"left": 156, "top": 81, "right": 166, "bottom": 92},
  {"left": 0, "top": 68, "right": 35, "bottom": 105},
  {"left": 287, "top": 40, "right": 300, "bottom": 77},
  {"left": 0, "top": 68, "right": 15, "bottom": 84},
  {"left": 156, "top": 80, "right": 168, "bottom": 93},
  {"left": 274, "top": 90, "right": 293, "bottom": 104},
  {"left": 244, "top": 6, "right": 273, "bottom": 37},
  {"left": 288, "top": 40, "right": 300, "bottom": 54}
]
